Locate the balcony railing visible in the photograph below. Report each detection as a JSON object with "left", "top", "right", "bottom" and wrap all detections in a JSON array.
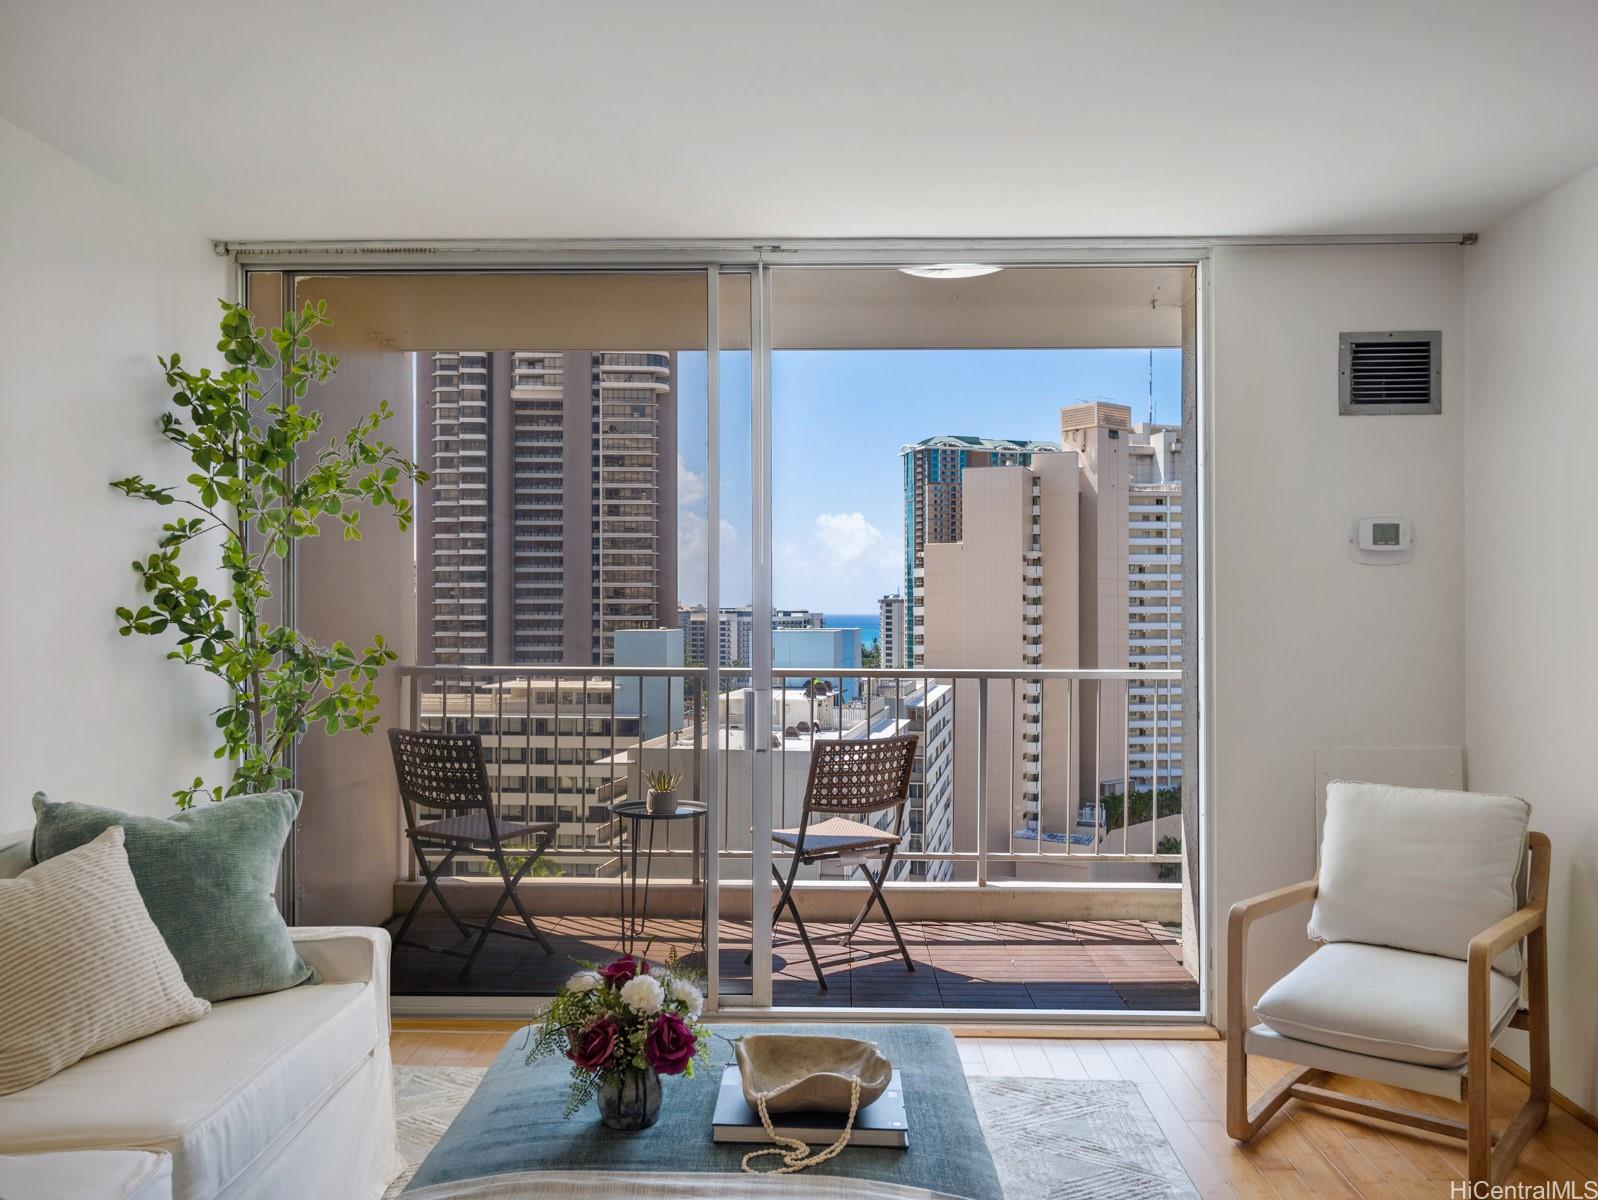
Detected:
[{"left": 395, "top": 664, "right": 1185, "bottom": 886}]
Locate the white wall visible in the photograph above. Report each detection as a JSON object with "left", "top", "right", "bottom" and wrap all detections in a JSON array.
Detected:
[
  {"left": 1463, "top": 164, "right": 1598, "bottom": 1114},
  {"left": 0, "top": 117, "right": 230, "bottom": 828},
  {"left": 1208, "top": 245, "right": 1467, "bottom": 1017}
]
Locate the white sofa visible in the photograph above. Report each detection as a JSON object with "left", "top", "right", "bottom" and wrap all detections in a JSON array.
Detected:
[{"left": 0, "top": 833, "right": 402, "bottom": 1200}]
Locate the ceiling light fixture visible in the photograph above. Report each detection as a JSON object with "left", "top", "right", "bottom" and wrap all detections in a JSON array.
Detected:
[{"left": 898, "top": 263, "right": 1003, "bottom": 280}]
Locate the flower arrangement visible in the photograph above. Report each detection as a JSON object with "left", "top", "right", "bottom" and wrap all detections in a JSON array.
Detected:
[{"left": 528, "top": 953, "right": 710, "bottom": 1122}]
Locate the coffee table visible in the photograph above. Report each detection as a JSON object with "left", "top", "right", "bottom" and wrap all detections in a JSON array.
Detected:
[{"left": 404, "top": 1023, "right": 1002, "bottom": 1200}]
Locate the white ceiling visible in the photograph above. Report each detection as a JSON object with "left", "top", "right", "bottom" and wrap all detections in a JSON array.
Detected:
[{"left": 3, "top": 0, "right": 1596, "bottom": 241}]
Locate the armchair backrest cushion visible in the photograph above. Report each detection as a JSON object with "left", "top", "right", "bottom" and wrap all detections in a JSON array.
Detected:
[{"left": 1308, "top": 780, "right": 1530, "bottom": 975}]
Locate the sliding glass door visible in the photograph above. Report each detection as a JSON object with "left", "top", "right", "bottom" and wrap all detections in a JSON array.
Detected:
[{"left": 243, "top": 252, "right": 1202, "bottom": 1021}]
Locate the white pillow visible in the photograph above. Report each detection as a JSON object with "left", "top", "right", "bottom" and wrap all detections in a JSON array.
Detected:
[
  {"left": 0, "top": 826, "right": 209, "bottom": 1095},
  {"left": 1308, "top": 781, "right": 1530, "bottom": 974}
]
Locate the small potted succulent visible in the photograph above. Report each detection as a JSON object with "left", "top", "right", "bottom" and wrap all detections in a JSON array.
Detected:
[
  {"left": 527, "top": 954, "right": 710, "bottom": 1130},
  {"left": 644, "top": 769, "right": 682, "bottom": 816}
]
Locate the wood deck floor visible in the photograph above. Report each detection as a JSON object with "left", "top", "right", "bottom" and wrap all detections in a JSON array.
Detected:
[{"left": 386, "top": 913, "right": 1198, "bottom": 1011}]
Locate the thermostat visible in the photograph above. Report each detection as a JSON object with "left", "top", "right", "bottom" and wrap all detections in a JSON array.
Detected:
[{"left": 1349, "top": 518, "right": 1413, "bottom": 565}]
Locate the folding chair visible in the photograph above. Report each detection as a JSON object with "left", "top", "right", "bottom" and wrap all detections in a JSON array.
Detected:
[
  {"left": 388, "top": 728, "right": 558, "bottom": 979},
  {"left": 754, "top": 734, "right": 919, "bottom": 990}
]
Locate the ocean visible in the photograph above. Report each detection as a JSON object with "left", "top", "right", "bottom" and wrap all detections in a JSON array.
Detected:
[{"left": 824, "top": 612, "right": 881, "bottom": 649}]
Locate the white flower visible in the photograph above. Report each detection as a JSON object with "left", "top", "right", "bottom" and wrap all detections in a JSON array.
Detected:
[
  {"left": 620, "top": 973, "right": 665, "bottom": 1015},
  {"left": 565, "top": 970, "right": 603, "bottom": 995},
  {"left": 668, "top": 976, "right": 704, "bottom": 1019}
]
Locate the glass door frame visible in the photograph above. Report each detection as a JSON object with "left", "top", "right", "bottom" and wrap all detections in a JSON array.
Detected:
[{"left": 230, "top": 244, "right": 1210, "bottom": 1024}]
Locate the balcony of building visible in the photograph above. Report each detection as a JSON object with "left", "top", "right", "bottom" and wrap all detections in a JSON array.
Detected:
[{"left": 384, "top": 664, "right": 1195, "bottom": 1016}]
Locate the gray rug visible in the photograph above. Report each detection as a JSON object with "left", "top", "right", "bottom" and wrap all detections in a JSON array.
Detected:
[{"left": 387, "top": 1067, "right": 1197, "bottom": 1200}]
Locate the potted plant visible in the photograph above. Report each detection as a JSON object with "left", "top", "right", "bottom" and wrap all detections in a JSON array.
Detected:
[
  {"left": 111, "top": 300, "right": 427, "bottom": 806},
  {"left": 527, "top": 954, "right": 709, "bottom": 1130},
  {"left": 644, "top": 769, "right": 682, "bottom": 816}
]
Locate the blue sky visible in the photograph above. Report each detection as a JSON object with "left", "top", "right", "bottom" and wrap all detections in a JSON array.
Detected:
[{"left": 676, "top": 348, "right": 1182, "bottom": 612}]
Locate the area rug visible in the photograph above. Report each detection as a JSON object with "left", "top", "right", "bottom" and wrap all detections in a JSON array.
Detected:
[{"left": 387, "top": 1067, "right": 1198, "bottom": 1200}]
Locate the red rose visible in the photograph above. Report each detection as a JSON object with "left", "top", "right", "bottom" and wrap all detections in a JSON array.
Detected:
[
  {"left": 643, "top": 1011, "right": 696, "bottom": 1075},
  {"left": 600, "top": 954, "right": 648, "bottom": 987},
  {"left": 567, "top": 1015, "right": 620, "bottom": 1072}
]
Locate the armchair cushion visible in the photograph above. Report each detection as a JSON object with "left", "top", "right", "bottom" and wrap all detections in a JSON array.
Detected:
[
  {"left": 1254, "top": 943, "right": 1520, "bottom": 1068},
  {"left": 1308, "top": 781, "right": 1530, "bottom": 975}
]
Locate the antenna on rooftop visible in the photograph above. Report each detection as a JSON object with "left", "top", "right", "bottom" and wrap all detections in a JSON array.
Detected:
[{"left": 1147, "top": 349, "right": 1155, "bottom": 426}]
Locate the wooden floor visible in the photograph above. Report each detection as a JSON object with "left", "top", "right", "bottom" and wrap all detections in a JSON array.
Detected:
[
  {"left": 387, "top": 914, "right": 1198, "bottom": 1011},
  {"left": 391, "top": 1025, "right": 1598, "bottom": 1199}
]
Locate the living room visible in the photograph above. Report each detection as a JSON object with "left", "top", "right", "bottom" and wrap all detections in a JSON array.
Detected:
[{"left": 1, "top": 3, "right": 1595, "bottom": 1199}]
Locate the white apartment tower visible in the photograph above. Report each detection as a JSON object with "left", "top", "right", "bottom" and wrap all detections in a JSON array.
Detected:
[
  {"left": 677, "top": 605, "right": 825, "bottom": 668},
  {"left": 877, "top": 592, "right": 907, "bottom": 669},
  {"left": 1057, "top": 401, "right": 1183, "bottom": 804},
  {"left": 1125, "top": 426, "right": 1183, "bottom": 794},
  {"left": 900, "top": 435, "right": 1059, "bottom": 666},
  {"left": 921, "top": 453, "right": 1081, "bottom": 872}
]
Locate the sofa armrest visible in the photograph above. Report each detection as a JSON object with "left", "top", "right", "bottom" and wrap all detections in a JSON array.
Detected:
[{"left": 291, "top": 926, "right": 392, "bottom": 1036}]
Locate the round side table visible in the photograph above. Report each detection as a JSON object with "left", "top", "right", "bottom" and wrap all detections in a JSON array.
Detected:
[{"left": 609, "top": 799, "right": 707, "bottom": 955}]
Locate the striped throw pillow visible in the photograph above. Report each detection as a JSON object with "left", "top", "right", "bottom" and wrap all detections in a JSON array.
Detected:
[{"left": 0, "top": 826, "right": 209, "bottom": 1095}]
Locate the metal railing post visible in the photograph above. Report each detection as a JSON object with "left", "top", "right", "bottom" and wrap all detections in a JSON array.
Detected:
[{"left": 976, "top": 675, "right": 989, "bottom": 887}]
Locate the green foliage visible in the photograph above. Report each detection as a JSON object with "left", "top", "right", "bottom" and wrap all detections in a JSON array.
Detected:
[
  {"left": 111, "top": 300, "right": 428, "bottom": 808},
  {"left": 861, "top": 639, "right": 881, "bottom": 669},
  {"left": 1156, "top": 835, "right": 1183, "bottom": 882},
  {"left": 484, "top": 853, "right": 565, "bottom": 879},
  {"left": 1094, "top": 785, "right": 1182, "bottom": 834}
]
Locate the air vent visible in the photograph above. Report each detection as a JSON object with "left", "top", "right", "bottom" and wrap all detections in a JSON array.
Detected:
[{"left": 1339, "top": 331, "right": 1441, "bottom": 414}]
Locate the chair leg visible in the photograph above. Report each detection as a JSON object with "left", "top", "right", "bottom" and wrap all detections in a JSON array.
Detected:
[
  {"left": 749, "top": 857, "right": 828, "bottom": 989},
  {"left": 457, "top": 849, "right": 533, "bottom": 980},
  {"left": 1472, "top": 923, "right": 1551, "bottom": 1184},
  {"left": 499, "top": 842, "right": 554, "bottom": 954},
  {"left": 394, "top": 844, "right": 466, "bottom": 948},
  {"left": 848, "top": 850, "right": 914, "bottom": 972},
  {"left": 1467, "top": 1012, "right": 1493, "bottom": 1183}
]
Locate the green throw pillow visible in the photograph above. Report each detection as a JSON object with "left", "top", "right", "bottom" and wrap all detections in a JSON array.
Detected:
[{"left": 31, "top": 790, "right": 313, "bottom": 1002}]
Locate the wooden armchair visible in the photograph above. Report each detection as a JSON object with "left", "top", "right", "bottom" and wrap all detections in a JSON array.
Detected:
[{"left": 1227, "top": 781, "right": 1550, "bottom": 1186}]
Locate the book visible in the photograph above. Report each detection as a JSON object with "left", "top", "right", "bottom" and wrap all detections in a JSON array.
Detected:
[{"left": 711, "top": 1066, "right": 909, "bottom": 1149}]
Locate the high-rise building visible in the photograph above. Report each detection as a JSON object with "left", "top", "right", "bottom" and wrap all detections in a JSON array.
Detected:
[
  {"left": 915, "top": 403, "right": 1185, "bottom": 876},
  {"left": 900, "top": 435, "right": 1059, "bottom": 665},
  {"left": 1058, "top": 401, "right": 1183, "bottom": 801},
  {"left": 921, "top": 452, "right": 1082, "bottom": 870},
  {"left": 419, "top": 349, "right": 678, "bottom": 667},
  {"left": 877, "top": 592, "right": 907, "bottom": 669}
]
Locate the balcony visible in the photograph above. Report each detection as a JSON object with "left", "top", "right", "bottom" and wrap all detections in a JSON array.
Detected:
[
  {"left": 386, "top": 913, "right": 1192, "bottom": 1010},
  {"left": 387, "top": 664, "right": 1195, "bottom": 1016}
]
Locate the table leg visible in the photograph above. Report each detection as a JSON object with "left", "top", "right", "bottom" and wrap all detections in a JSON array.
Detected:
[
  {"left": 638, "top": 818, "right": 656, "bottom": 952},
  {"left": 696, "top": 813, "right": 707, "bottom": 957},
  {"left": 624, "top": 820, "right": 639, "bottom": 953}
]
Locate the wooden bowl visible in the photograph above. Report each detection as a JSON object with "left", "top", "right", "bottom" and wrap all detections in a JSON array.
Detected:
[{"left": 734, "top": 1034, "right": 893, "bottom": 1114}]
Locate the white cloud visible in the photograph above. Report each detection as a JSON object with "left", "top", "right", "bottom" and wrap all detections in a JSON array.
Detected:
[
  {"left": 774, "top": 512, "right": 899, "bottom": 612},
  {"left": 677, "top": 456, "right": 707, "bottom": 507},
  {"left": 677, "top": 509, "right": 747, "bottom": 607},
  {"left": 812, "top": 511, "right": 890, "bottom": 565}
]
